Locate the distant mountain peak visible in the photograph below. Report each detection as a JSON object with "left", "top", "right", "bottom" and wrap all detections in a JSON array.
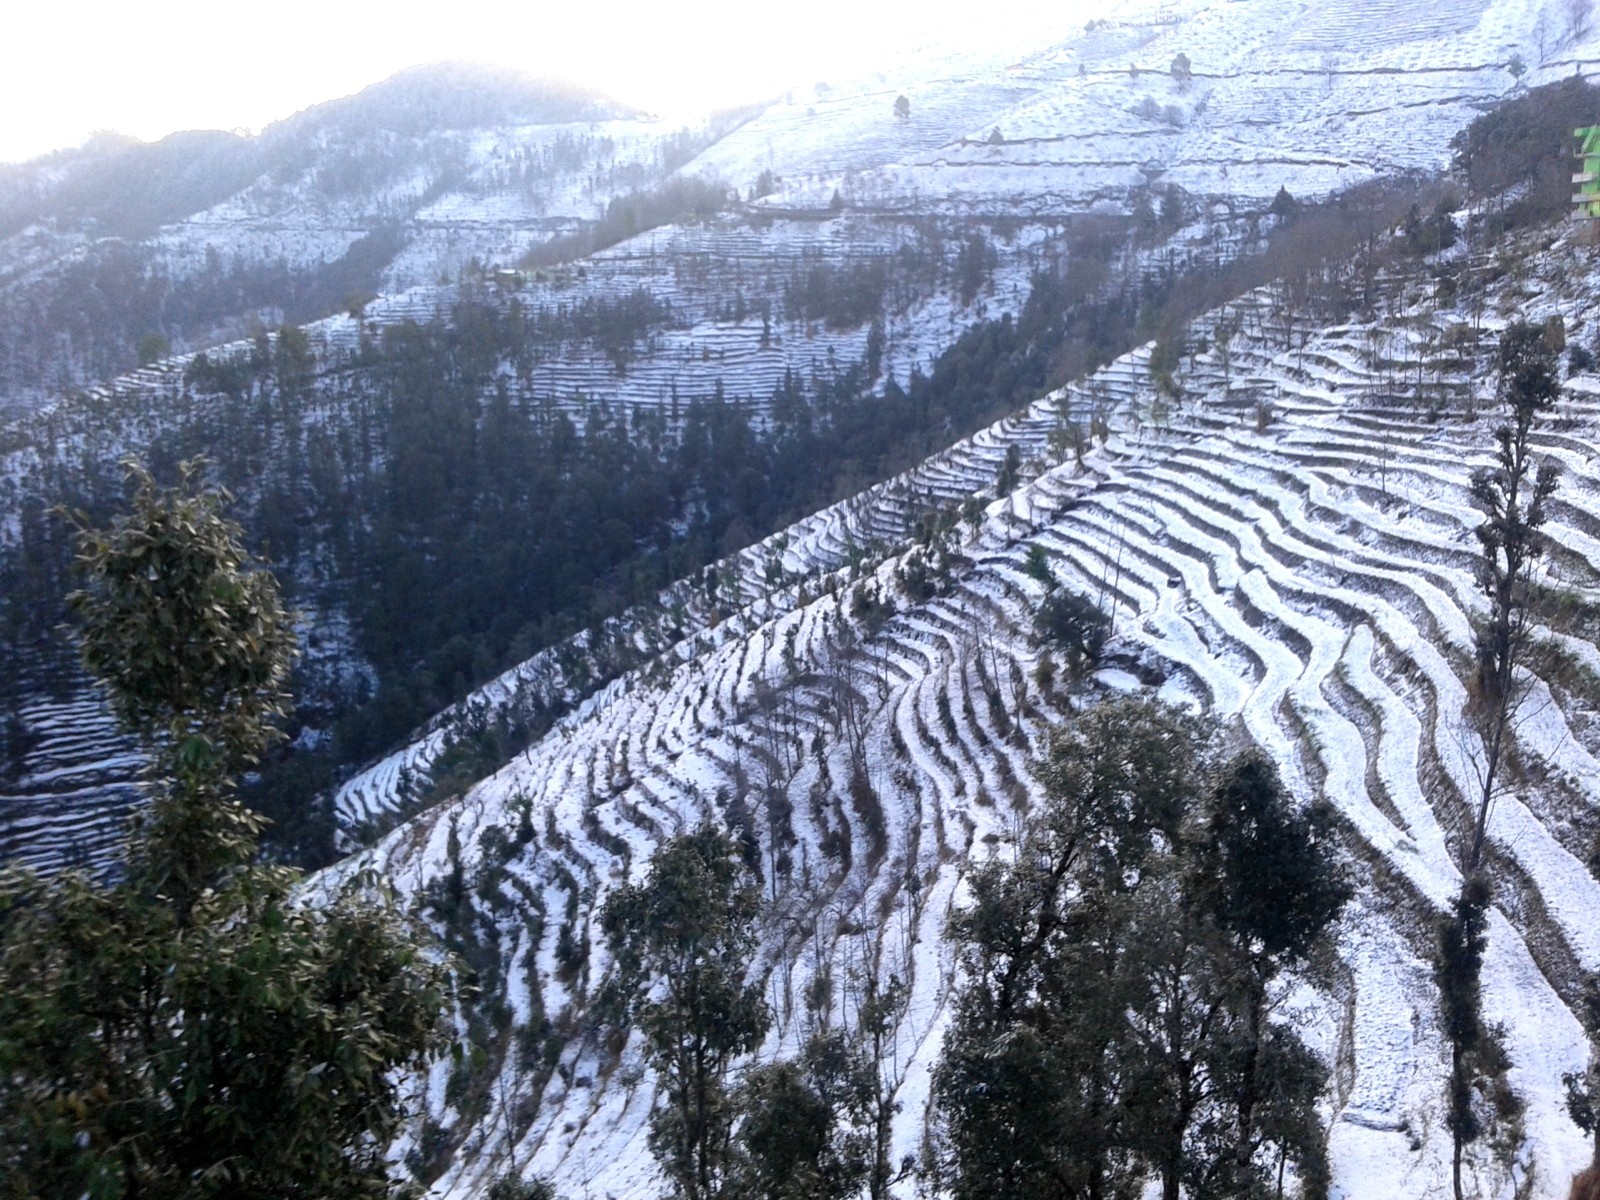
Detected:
[{"left": 271, "top": 60, "right": 641, "bottom": 138}]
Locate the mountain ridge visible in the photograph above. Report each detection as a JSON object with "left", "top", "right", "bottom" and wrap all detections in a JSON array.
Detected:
[
  {"left": 336, "top": 220, "right": 1600, "bottom": 1196},
  {"left": 5, "top": 4, "right": 1600, "bottom": 1195}
]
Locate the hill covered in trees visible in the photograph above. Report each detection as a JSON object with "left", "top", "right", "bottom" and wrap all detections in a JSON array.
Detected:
[{"left": 7, "top": 4, "right": 1600, "bottom": 1197}]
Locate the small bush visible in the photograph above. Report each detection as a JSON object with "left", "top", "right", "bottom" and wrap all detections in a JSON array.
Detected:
[{"left": 488, "top": 1174, "right": 559, "bottom": 1200}]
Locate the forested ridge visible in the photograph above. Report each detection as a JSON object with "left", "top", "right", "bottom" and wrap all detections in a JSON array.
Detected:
[
  {"left": 3, "top": 102, "right": 1550, "bottom": 864},
  {"left": 0, "top": 262, "right": 1090, "bottom": 859},
  {"left": 5, "top": 24, "right": 1600, "bottom": 1200}
]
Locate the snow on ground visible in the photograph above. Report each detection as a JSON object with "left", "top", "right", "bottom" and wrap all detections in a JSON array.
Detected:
[
  {"left": 319, "top": 225, "right": 1600, "bottom": 1197},
  {"left": 696, "top": 0, "right": 1576, "bottom": 215},
  {"left": 8, "top": 0, "right": 1600, "bottom": 1191}
]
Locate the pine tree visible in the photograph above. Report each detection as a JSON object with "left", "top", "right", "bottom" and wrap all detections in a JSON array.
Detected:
[{"left": 994, "top": 444, "right": 1023, "bottom": 497}]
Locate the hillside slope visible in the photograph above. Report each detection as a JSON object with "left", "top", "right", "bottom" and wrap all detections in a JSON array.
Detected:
[
  {"left": 4, "top": 0, "right": 1591, "bottom": 876},
  {"left": 1, "top": 0, "right": 1587, "bottom": 416},
  {"left": 7, "top": 10, "right": 1600, "bottom": 1191},
  {"left": 326, "top": 217, "right": 1600, "bottom": 1198}
]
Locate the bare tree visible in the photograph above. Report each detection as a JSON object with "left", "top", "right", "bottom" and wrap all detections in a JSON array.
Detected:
[
  {"left": 1438, "top": 319, "right": 1562, "bottom": 1200},
  {"left": 1566, "top": 0, "right": 1594, "bottom": 44}
]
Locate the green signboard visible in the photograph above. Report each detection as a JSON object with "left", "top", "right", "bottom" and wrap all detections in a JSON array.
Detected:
[{"left": 1575, "top": 126, "right": 1600, "bottom": 219}]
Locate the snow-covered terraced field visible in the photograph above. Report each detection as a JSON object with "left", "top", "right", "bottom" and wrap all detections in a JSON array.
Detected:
[
  {"left": 7, "top": 0, "right": 1600, "bottom": 1187},
  {"left": 699, "top": 0, "right": 1586, "bottom": 215},
  {"left": 327, "top": 225, "right": 1600, "bottom": 1198},
  {"left": 0, "top": 674, "right": 140, "bottom": 875},
  {"left": 5, "top": 0, "right": 1581, "bottom": 415}
]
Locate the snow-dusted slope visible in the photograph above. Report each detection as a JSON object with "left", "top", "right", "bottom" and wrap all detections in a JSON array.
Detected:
[
  {"left": 2, "top": 0, "right": 1585, "bottom": 414},
  {"left": 8, "top": 7, "right": 1600, "bottom": 1188},
  {"left": 4, "top": 0, "right": 1597, "bottom": 881},
  {"left": 694, "top": 0, "right": 1585, "bottom": 213},
  {"left": 330, "top": 220, "right": 1600, "bottom": 1198}
]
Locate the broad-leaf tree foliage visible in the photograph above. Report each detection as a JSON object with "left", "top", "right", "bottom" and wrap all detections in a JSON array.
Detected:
[
  {"left": 935, "top": 699, "right": 1347, "bottom": 1200},
  {"left": 937, "top": 699, "right": 1207, "bottom": 1200},
  {"left": 1449, "top": 77, "right": 1600, "bottom": 231},
  {"left": 601, "top": 826, "right": 771, "bottom": 1200},
  {"left": 1032, "top": 587, "right": 1111, "bottom": 679},
  {"left": 68, "top": 457, "right": 300, "bottom": 922},
  {"left": 0, "top": 459, "right": 446, "bottom": 1200},
  {"left": 727, "top": 1029, "right": 872, "bottom": 1200},
  {"left": 1563, "top": 975, "right": 1600, "bottom": 1167}
]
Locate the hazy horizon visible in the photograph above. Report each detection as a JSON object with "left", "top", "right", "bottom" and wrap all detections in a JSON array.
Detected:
[{"left": 4, "top": 0, "right": 1101, "bottom": 165}]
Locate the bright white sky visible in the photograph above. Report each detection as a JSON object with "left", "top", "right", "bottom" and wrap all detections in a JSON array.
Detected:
[{"left": 2, "top": 0, "right": 1099, "bottom": 164}]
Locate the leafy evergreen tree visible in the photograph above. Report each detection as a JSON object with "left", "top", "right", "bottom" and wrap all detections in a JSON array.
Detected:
[
  {"left": 1202, "top": 752, "right": 1349, "bottom": 965},
  {"left": 1032, "top": 588, "right": 1111, "bottom": 678},
  {"left": 600, "top": 827, "right": 771, "bottom": 1200},
  {"left": 728, "top": 1030, "right": 871, "bottom": 1200},
  {"left": 486, "top": 1174, "right": 561, "bottom": 1200},
  {"left": 1186, "top": 753, "right": 1347, "bottom": 1199},
  {"left": 1436, "top": 874, "right": 1494, "bottom": 1200},
  {"left": 936, "top": 699, "right": 1207, "bottom": 1200},
  {"left": 0, "top": 459, "right": 446, "bottom": 1199},
  {"left": 936, "top": 704, "right": 1343, "bottom": 1200},
  {"left": 1563, "top": 975, "right": 1600, "bottom": 1167},
  {"left": 1468, "top": 319, "right": 1562, "bottom": 866},
  {"left": 1269, "top": 186, "right": 1300, "bottom": 222}
]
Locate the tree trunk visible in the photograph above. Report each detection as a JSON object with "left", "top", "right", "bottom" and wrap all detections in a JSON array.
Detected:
[
  {"left": 1087, "top": 1062, "right": 1107, "bottom": 1200},
  {"left": 1163, "top": 1153, "right": 1182, "bottom": 1200},
  {"left": 1452, "top": 1040, "right": 1467, "bottom": 1200},
  {"left": 1235, "top": 974, "right": 1264, "bottom": 1183}
]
